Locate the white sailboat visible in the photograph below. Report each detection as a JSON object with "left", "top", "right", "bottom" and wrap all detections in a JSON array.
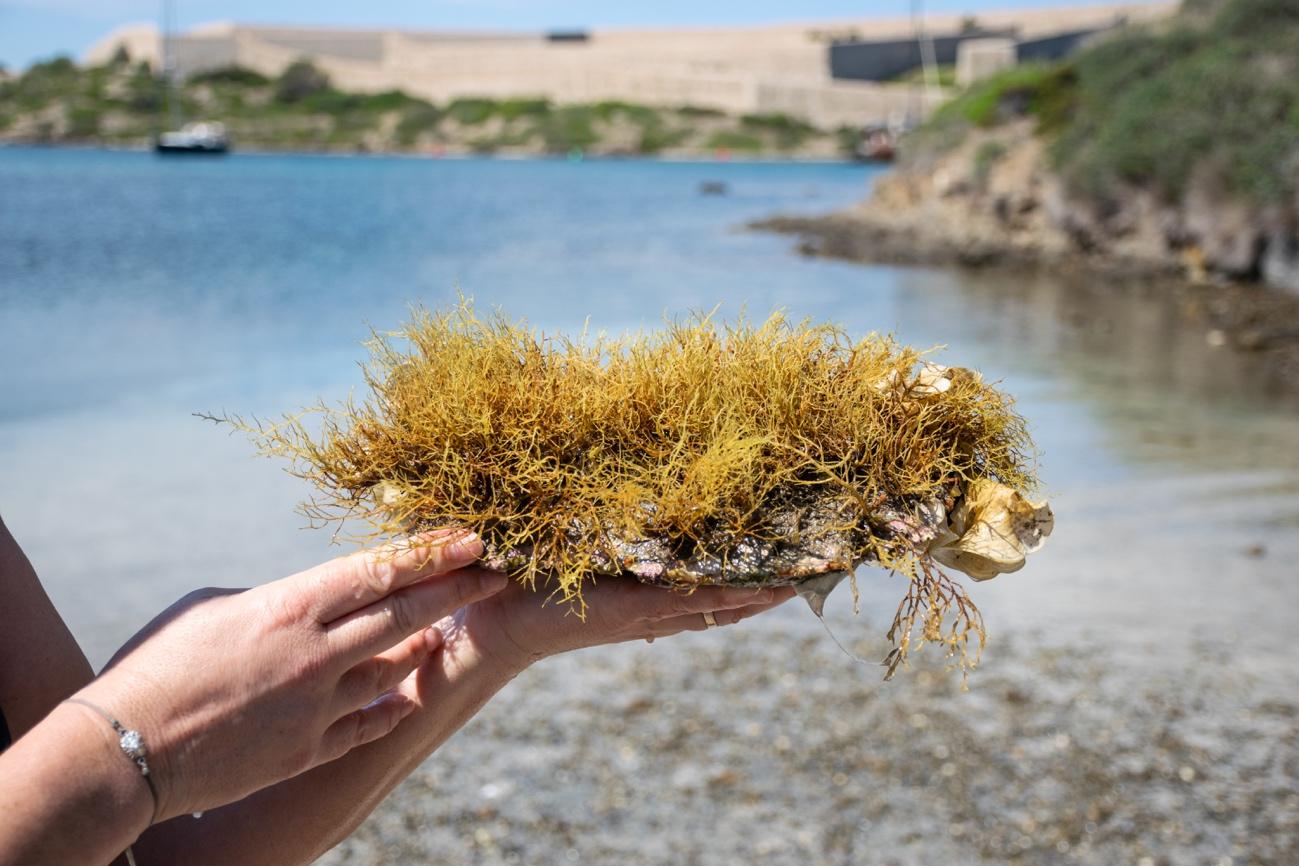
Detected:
[{"left": 154, "top": 0, "right": 230, "bottom": 154}]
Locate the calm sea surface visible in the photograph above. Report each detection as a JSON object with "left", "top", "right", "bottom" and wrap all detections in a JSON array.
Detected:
[{"left": 2, "top": 146, "right": 1298, "bottom": 674}]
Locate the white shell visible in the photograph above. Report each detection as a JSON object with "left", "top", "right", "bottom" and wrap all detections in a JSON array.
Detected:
[{"left": 929, "top": 479, "right": 1053, "bottom": 581}]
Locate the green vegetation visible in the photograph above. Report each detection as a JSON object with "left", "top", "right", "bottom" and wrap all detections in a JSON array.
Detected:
[
  {"left": 971, "top": 139, "right": 1007, "bottom": 186},
  {"left": 740, "top": 112, "right": 817, "bottom": 150},
  {"left": 706, "top": 130, "right": 764, "bottom": 152},
  {"left": 891, "top": 63, "right": 958, "bottom": 88},
  {"left": 908, "top": 0, "right": 1299, "bottom": 205},
  {"left": 0, "top": 57, "right": 848, "bottom": 157},
  {"left": 189, "top": 65, "right": 270, "bottom": 87}
]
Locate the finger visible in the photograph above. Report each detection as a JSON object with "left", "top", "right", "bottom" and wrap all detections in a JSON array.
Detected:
[
  {"left": 333, "top": 625, "right": 443, "bottom": 715},
  {"left": 316, "top": 691, "right": 417, "bottom": 765},
  {"left": 326, "top": 566, "right": 508, "bottom": 663},
  {"left": 297, "top": 530, "right": 484, "bottom": 624},
  {"left": 600, "top": 582, "right": 778, "bottom": 625},
  {"left": 646, "top": 588, "right": 795, "bottom": 637}
]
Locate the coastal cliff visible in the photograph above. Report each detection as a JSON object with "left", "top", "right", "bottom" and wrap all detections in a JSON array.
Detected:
[{"left": 761, "top": 0, "right": 1299, "bottom": 293}]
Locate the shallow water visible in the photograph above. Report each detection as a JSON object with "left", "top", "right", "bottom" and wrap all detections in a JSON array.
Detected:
[{"left": 2, "top": 146, "right": 1298, "bottom": 672}]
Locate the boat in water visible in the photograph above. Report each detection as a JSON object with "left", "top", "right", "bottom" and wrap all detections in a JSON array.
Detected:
[
  {"left": 853, "top": 124, "right": 897, "bottom": 163},
  {"left": 155, "top": 121, "right": 230, "bottom": 155},
  {"left": 153, "top": 1, "right": 230, "bottom": 155}
]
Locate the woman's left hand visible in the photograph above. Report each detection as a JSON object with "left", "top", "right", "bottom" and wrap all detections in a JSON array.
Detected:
[{"left": 436, "top": 570, "right": 795, "bottom": 675}]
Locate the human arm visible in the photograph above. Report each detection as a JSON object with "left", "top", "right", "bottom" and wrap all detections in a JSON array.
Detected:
[
  {"left": 0, "top": 517, "right": 94, "bottom": 739},
  {"left": 130, "top": 575, "right": 792, "bottom": 866},
  {"left": 0, "top": 527, "right": 503, "bottom": 866}
]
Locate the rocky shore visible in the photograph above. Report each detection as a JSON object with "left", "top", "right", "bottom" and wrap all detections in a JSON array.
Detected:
[
  {"left": 752, "top": 124, "right": 1299, "bottom": 397},
  {"left": 313, "top": 456, "right": 1299, "bottom": 866},
  {"left": 320, "top": 597, "right": 1299, "bottom": 866}
]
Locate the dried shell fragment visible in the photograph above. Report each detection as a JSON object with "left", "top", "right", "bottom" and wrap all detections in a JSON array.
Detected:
[{"left": 929, "top": 479, "right": 1054, "bottom": 580}]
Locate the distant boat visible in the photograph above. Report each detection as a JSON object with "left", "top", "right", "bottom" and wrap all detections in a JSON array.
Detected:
[
  {"left": 153, "top": 0, "right": 230, "bottom": 155},
  {"left": 155, "top": 121, "right": 230, "bottom": 154},
  {"left": 852, "top": 124, "right": 897, "bottom": 163}
]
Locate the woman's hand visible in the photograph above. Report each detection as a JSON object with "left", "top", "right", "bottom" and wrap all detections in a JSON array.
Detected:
[
  {"left": 439, "top": 571, "right": 795, "bottom": 676},
  {"left": 71, "top": 530, "right": 504, "bottom": 824}
]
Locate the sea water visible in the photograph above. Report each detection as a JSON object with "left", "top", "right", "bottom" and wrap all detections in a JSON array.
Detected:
[{"left": 2, "top": 147, "right": 1297, "bottom": 672}]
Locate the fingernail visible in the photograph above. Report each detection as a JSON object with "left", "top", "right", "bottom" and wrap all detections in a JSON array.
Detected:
[
  {"left": 422, "top": 625, "right": 443, "bottom": 651},
  {"left": 396, "top": 694, "right": 417, "bottom": 718}
]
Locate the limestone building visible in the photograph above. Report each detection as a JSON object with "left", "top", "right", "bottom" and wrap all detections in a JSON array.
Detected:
[{"left": 84, "top": 3, "right": 1170, "bottom": 129}]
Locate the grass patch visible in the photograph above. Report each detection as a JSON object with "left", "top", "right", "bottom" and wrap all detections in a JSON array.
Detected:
[
  {"left": 536, "top": 105, "right": 598, "bottom": 152},
  {"left": 446, "top": 97, "right": 498, "bottom": 125},
  {"left": 637, "top": 125, "right": 690, "bottom": 154},
  {"left": 971, "top": 139, "right": 1007, "bottom": 186},
  {"left": 891, "top": 63, "right": 958, "bottom": 88},
  {"left": 908, "top": 0, "right": 1299, "bottom": 206},
  {"left": 1049, "top": 0, "right": 1299, "bottom": 204},
  {"left": 676, "top": 104, "right": 726, "bottom": 118},
  {"left": 706, "top": 130, "right": 763, "bottom": 152},
  {"left": 395, "top": 103, "right": 442, "bottom": 146}
]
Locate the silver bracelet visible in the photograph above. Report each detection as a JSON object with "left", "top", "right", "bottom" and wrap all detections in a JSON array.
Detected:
[{"left": 65, "top": 697, "right": 159, "bottom": 823}]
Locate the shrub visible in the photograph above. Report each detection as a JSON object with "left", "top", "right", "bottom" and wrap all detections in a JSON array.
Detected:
[
  {"left": 637, "top": 125, "right": 689, "bottom": 154},
  {"left": 275, "top": 60, "right": 330, "bottom": 104},
  {"left": 395, "top": 104, "right": 441, "bottom": 145},
  {"left": 740, "top": 112, "right": 815, "bottom": 133},
  {"left": 188, "top": 65, "right": 270, "bottom": 87},
  {"left": 1050, "top": 0, "right": 1299, "bottom": 204},
  {"left": 676, "top": 104, "right": 725, "bottom": 118},
  {"left": 495, "top": 98, "right": 550, "bottom": 121},
  {"left": 706, "top": 130, "right": 763, "bottom": 152},
  {"left": 446, "top": 98, "right": 497, "bottom": 125},
  {"left": 593, "top": 100, "right": 659, "bottom": 126},
  {"left": 303, "top": 88, "right": 363, "bottom": 115},
  {"left": 360, "top": 89, "right": 424, "bottom": 112},
  {"left": 65, "top": 105, "right": 101, "bottom": 137},
  {"left": 971, "top": 140, "right": 1007, "bottom": 186},
  {"left": 537, "top": 105, "right": 597, "bottom": 152}
]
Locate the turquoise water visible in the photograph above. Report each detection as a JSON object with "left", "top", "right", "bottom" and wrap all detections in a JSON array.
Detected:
[{"left": 2, "top": 147, "right": 1298, "bottom": 666}]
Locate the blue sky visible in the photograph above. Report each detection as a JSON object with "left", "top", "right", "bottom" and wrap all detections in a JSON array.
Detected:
[{"left": 0, "top": 0, "right": 1157, "bottom": 70}]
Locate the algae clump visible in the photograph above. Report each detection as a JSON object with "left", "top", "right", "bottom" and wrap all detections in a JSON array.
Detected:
[{"left": 219, "top": 303, "right": 1047, "bottom": 677}]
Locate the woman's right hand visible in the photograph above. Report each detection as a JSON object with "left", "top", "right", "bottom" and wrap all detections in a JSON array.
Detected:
[{"left": 69, "top": 529, "right": 504, "bottom": 824}]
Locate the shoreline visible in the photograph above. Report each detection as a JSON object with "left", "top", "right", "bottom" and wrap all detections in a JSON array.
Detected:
[
  {"left": 0, "top": 140, "right": 865, "bottom": 166},
  {"left": 752, "top": 209, "right": 1299, "bottom": 401}
]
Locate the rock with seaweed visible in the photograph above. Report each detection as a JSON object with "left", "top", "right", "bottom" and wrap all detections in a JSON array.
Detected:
[{"left": 213, "top": 303, "right": 1051, "bottom": 677}]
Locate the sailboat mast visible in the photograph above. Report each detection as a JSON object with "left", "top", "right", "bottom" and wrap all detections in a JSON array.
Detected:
[
  {"left": 911, "top": 0, "right": 942, "bottom": 112},
  {"left": 161, "top": 0, "right": 180, "bottom": 130}
]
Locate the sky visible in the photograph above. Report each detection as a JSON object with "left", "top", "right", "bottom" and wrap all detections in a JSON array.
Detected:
[{"left": 0, "top": 0, "right": 1158, "bottom": 70}]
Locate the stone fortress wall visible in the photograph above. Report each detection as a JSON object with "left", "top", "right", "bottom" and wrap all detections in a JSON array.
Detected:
[{"left": 85, "top": 3, "right": 1171, "bottom": 129}]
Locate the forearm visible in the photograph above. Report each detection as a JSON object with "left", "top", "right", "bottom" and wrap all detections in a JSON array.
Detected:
[
  {"left": 133, "top": 645, "right": 521, "bottom": 866},
  {"left": 0, "top": 517, "right": 95, "bottom": 737},
  {"left": 0, "top": 702, "right": 154, "bottom": 866}
]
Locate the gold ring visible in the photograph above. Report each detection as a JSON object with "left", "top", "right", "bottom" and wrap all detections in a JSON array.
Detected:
[{"left": 702, "top": 610, "right": 718, "bottom": 628}]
